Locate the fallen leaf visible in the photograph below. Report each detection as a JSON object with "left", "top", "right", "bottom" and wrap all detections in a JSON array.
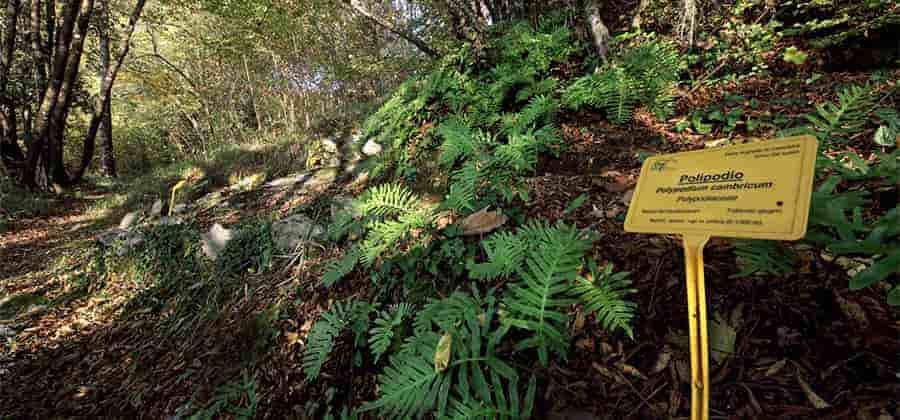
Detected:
[
  {"left": 834, "top": 293, "right": 869, "bottom": 330},
  {"left": 710, "top": 312, "right": 737, "bottom": 364},
  {"left": 618, "top": 362, "right": 647, "bottom": 379},
  {"left": 651, "top": 345, "right": 673, "bottom": 374},
  {"left": 461, "top": 207, "right": 508, "bottom": 236},
  {"left": 621, "top": 189, "right": 635, "bottom": 206},
  {"left": 796, "top": 373, "right": 831, "bottom": 409},
  {"left": 434, "top": 332, "right": 452, "bottom": 372},
  {"left": 575, "top": 337, "right": 594, "bottom": 351},
  {"left": 605, "top": 207, "right": 622, "bottom": 218},
  {"left": 600, "top": 182, "right": 628, "bottom": 193},
  {"left": 572, "top": 308, "right": 585, "bottom": 333}
]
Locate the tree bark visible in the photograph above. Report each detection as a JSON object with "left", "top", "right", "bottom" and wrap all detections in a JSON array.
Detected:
[
  {"left": 585, "top": 0, "right": 610, "bottom": 61},
  {"left": 23, "top": 0, "right": 79, "bottom": 189},
  {"left": 343, "top": 0, "right": 438, "bottom": 58},
  {"left": 96, "top": 0, "right": 115, "bottom": 177},
  {"left": 67, "top": 0, "right": 146, "bottom": 184},
  {"left": 1, "top": 0, "right": 24, "bottom": 169}
]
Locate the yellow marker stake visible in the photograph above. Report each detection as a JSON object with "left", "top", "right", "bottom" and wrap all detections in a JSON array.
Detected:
[
  {"left": 624, "top": 136, "right": 818, "bottom": 420},
  {"left": 169, "top": 179, "right": 188, "bottom": 217},
  {"left": 684, "top": 234, "right": 710, "bottom": 420}
]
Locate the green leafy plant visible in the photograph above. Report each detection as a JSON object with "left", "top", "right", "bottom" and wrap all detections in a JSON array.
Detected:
[
  {"left": 730, "top": 240, "right": 798, "bottom": 278},
  {"left": 369, "top": 303, "right": 414, "bottom": 362},
  {"left": 324, "top": 184, "right": 437, "bottom": 285},
  {"left": 303, "top": 300, "right": 373, "bottom": 380},
  {"left": 563, "top": 38, "right": 682, "bottom": 123},
  {"left": 805, "top": 84, "right": 874, "bottom": 142},
  {"left": 215, "top": 219, "right": 274, "bottom": 275},
  {"left": 571, "top": 262, "right": 638, "bottom": 338},
  {"left": 361, "top": 291, "right": 535, "bottom": 419},
  {"left": 190, "top": 371, "right": 258, "bottom": 420}
]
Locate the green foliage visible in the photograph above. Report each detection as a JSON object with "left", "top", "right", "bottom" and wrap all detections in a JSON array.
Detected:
[
  {"left": 730, "top": 240, "right": 798, "bottom": 278},
  {"left": 189, "top": 371, "right": 258, "bottom": 420},
  {"left": 805, "top": 84, "right": 875, "bottom": 142},
  {"left": 571, "top": 262, "right": 637, "bottom": 338},
  {"left": 215, "top": 219, "right": 274, "bottom": 275},
  {"left": 362, "top": 291, "right": 535, "bottom": 419},
  {"left": 303, "top": 300, "right": 373, "bottom": 380},
  {"left": 500, "top": 222, "right": 591, "bottom": 365},
  {"left": 777, "top": 0, "right": 900, "bottom": 49},
  {"left": 369, "top": 303, "right": 414, "bottom": 362},
  {"left": 807, "top": 151, "right": 900, "bottom": 305},
  {"left": 323, "top": 184, "right": 437, "bottom": 285},
  {"left": 563, "top": 38, "right": 682, "bottom": 123}
]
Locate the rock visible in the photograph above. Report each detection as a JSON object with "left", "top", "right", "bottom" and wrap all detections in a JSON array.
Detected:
[
  {"left": 150, "top": 199, "right": 164, "bottom": 217},
  {"left": 330, "top": 195, "right": 359, "bottom": 219},
  {"left": 171, "top": 204, "right": 188, "bottom": 215},
  {"left": 0, "top": 325, "right": 15, "bottom": 337},
  {"left": 119, "top": 211, "right": 141, "bottom": 229},
  {"left": 97, "top": 228, "right": 146, "bottom": 256},
  {"left": 272, "top": 214, "right": 326, "bottom": 252},
  {"left": 362, "top": 139, "right": 383, "bottom": 156},
  {"left": 201, "top": 223, "right": 234, "bottom": 261}
]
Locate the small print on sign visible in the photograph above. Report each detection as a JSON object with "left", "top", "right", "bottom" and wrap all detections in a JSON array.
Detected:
[{"left": 625, "top": 135, "right": 818, "bottom": 240}]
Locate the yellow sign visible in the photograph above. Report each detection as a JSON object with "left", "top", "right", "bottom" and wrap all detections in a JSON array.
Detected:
[
  {"left": 625, "top": 135, "right": 818, "bottom": 240},
  {"left": 624, "top": 135, "right": 817, "bottom": 420}
]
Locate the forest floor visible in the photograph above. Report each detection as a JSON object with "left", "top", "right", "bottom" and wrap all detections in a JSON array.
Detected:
[{"left": 1, "top": 71, "right": 898, "bottom": 419}]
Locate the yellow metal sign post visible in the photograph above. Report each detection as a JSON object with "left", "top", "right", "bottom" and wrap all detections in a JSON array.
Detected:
[{"left": 624, "top": 136, "right": 818, "bottom": 420}]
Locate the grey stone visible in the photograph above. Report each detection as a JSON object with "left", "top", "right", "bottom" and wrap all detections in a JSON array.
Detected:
[
  {"left": 158, "top": 216, "right": 184, "bottom": 226},
  {"left": 330, "top": 195, "right": 360, "bottom": 220},
  {"left": 119, "top": 211, "right": 140, "bottom": 229},
  {"left": 97, "top": 228, "right": 146, "bottom": 256},
  {"left": 150, "top": 199, "right": 164, "bottom": 217},
  {"left": 272, "top": 214, "right": 326, "bottom": 252},
  {"left": 201, "top": 223, "right": 234, "bottom": 261},
  {"left": 362, "top": 139, "right": 383, "bottom": 156},
  {"left": 0, "top": 325, "right": 15, "bottom": 337}
]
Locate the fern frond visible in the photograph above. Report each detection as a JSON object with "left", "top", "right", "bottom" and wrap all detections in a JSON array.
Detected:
[
  {"left": 322, "top": 246, "right": 361, "bottom": 287},
  {"left": 303, "top": 300, "right": 372, "bottom": 380},
  {"left": 469, "top": 231, "right": 527, "bottom": 280},
  {"left": 571, "top": 262, "right": 637, "bottom": 338},
  {"left": 502, "top": 223, "right": 591, "bottom": 365},
  {"left": 806, "top": 84, "right": 874, "bottom": 141},
  {"left": 370, "top": 303, "right": 414, "bottom": 362},
  {"left": 357, "top": 183, "right": 421, "bottom": 218},
  {"left": 445, "top": 161, "right": 482, "bottom": 212},
  {"left": 730, "top": 240, "right": 797, "bottom": 278}
]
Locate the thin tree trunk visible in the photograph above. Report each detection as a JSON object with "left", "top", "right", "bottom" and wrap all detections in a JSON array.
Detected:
[
  {"left": 1, "top": 0, "right": 24, "bottom": 169},
  {"left": 585, "top": 0, "right": 610, "bottom": 61},
  {"left": 97, "top": 0, "right": 115, "bottom": 176},
  {"left": 67, "top": 0, "right": 146, "bottom": 184},
  {"left": 343, "top": 0, "right": 438, "bottom": 57}
]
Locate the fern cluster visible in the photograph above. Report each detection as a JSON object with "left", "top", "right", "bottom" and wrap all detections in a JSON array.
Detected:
[
  {"left": 362, "top": 291, "right": 536, "bottom": 419},
  {"left": 324, "top": 183, "right": 437, "bottom": 286},
  {"left": 563, "top": 38, "right": 683, "bottom": 123},
  {"left": 471, "top": 222, "right": 637, "bottom": 363},
  {"left": 803, "top": 84, "right": 875, "bottom": 143}
]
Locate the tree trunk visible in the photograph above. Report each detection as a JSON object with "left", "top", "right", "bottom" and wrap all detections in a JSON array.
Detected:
[
  {"left": 343, "top": 0, "right": 438, "bottom": 58},
  {"left": 66, "top": 0, "right": 146, "bottom": 184},
  {"left": 96, "top": 0, "right": 115, "bottom": 177},
  {"left": 1, "top": 0, "right": 24, "bottom": 170},
  {"left": 585, "top": 0, "right": 610, "bottom": 61},
  {"left": 23, "top": 0, "right": 80, "bottom": 190}
]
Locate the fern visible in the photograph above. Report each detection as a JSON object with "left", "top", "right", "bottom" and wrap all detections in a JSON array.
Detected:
[
  {"left": 445, "top": 161, "right": 482, "bottom": 212},
  {"left": 501, "top": 222, "right": 591, "bottom": 365},
  {"left": 468, "top": 231, "right": 527, "bottom": 280},
  {"left": 363, "top": 291, "right": 528, "bottom": 419},
  {"left": 571, "top": 262, "right": 637, "bottom": 338},
  {"left": 730, "top": 240, "right": 797, "bottom": 278},
  {"left": 805, "top": 84, "right": 874, "bottom": 141},
  {"left": 303, "top": 300, "right": 372, "bottom": 380},
  {"left": 322, "top": 246, "right": 361, "bottom": 287},
  {"left": 369, "top": 303, "right": 414, "bottom": 362}
]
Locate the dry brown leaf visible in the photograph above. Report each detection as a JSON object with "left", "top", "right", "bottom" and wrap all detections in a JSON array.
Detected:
[
  {"left": 764, "top": 359, "right": 787, "bottom": 377},
  {"left": 572, "top": 308, "right": 585, "bottom": 334},
  {"left": 461, "top": 207, "right": 508, "bottom": 236},
  {"left": 651, "top": 345, "right": 673, "bottom": 374}
]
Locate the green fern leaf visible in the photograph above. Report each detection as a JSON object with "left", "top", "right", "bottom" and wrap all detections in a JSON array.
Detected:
[{"left": 572, "top": 262, "right": 637, "bottom": 338}]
